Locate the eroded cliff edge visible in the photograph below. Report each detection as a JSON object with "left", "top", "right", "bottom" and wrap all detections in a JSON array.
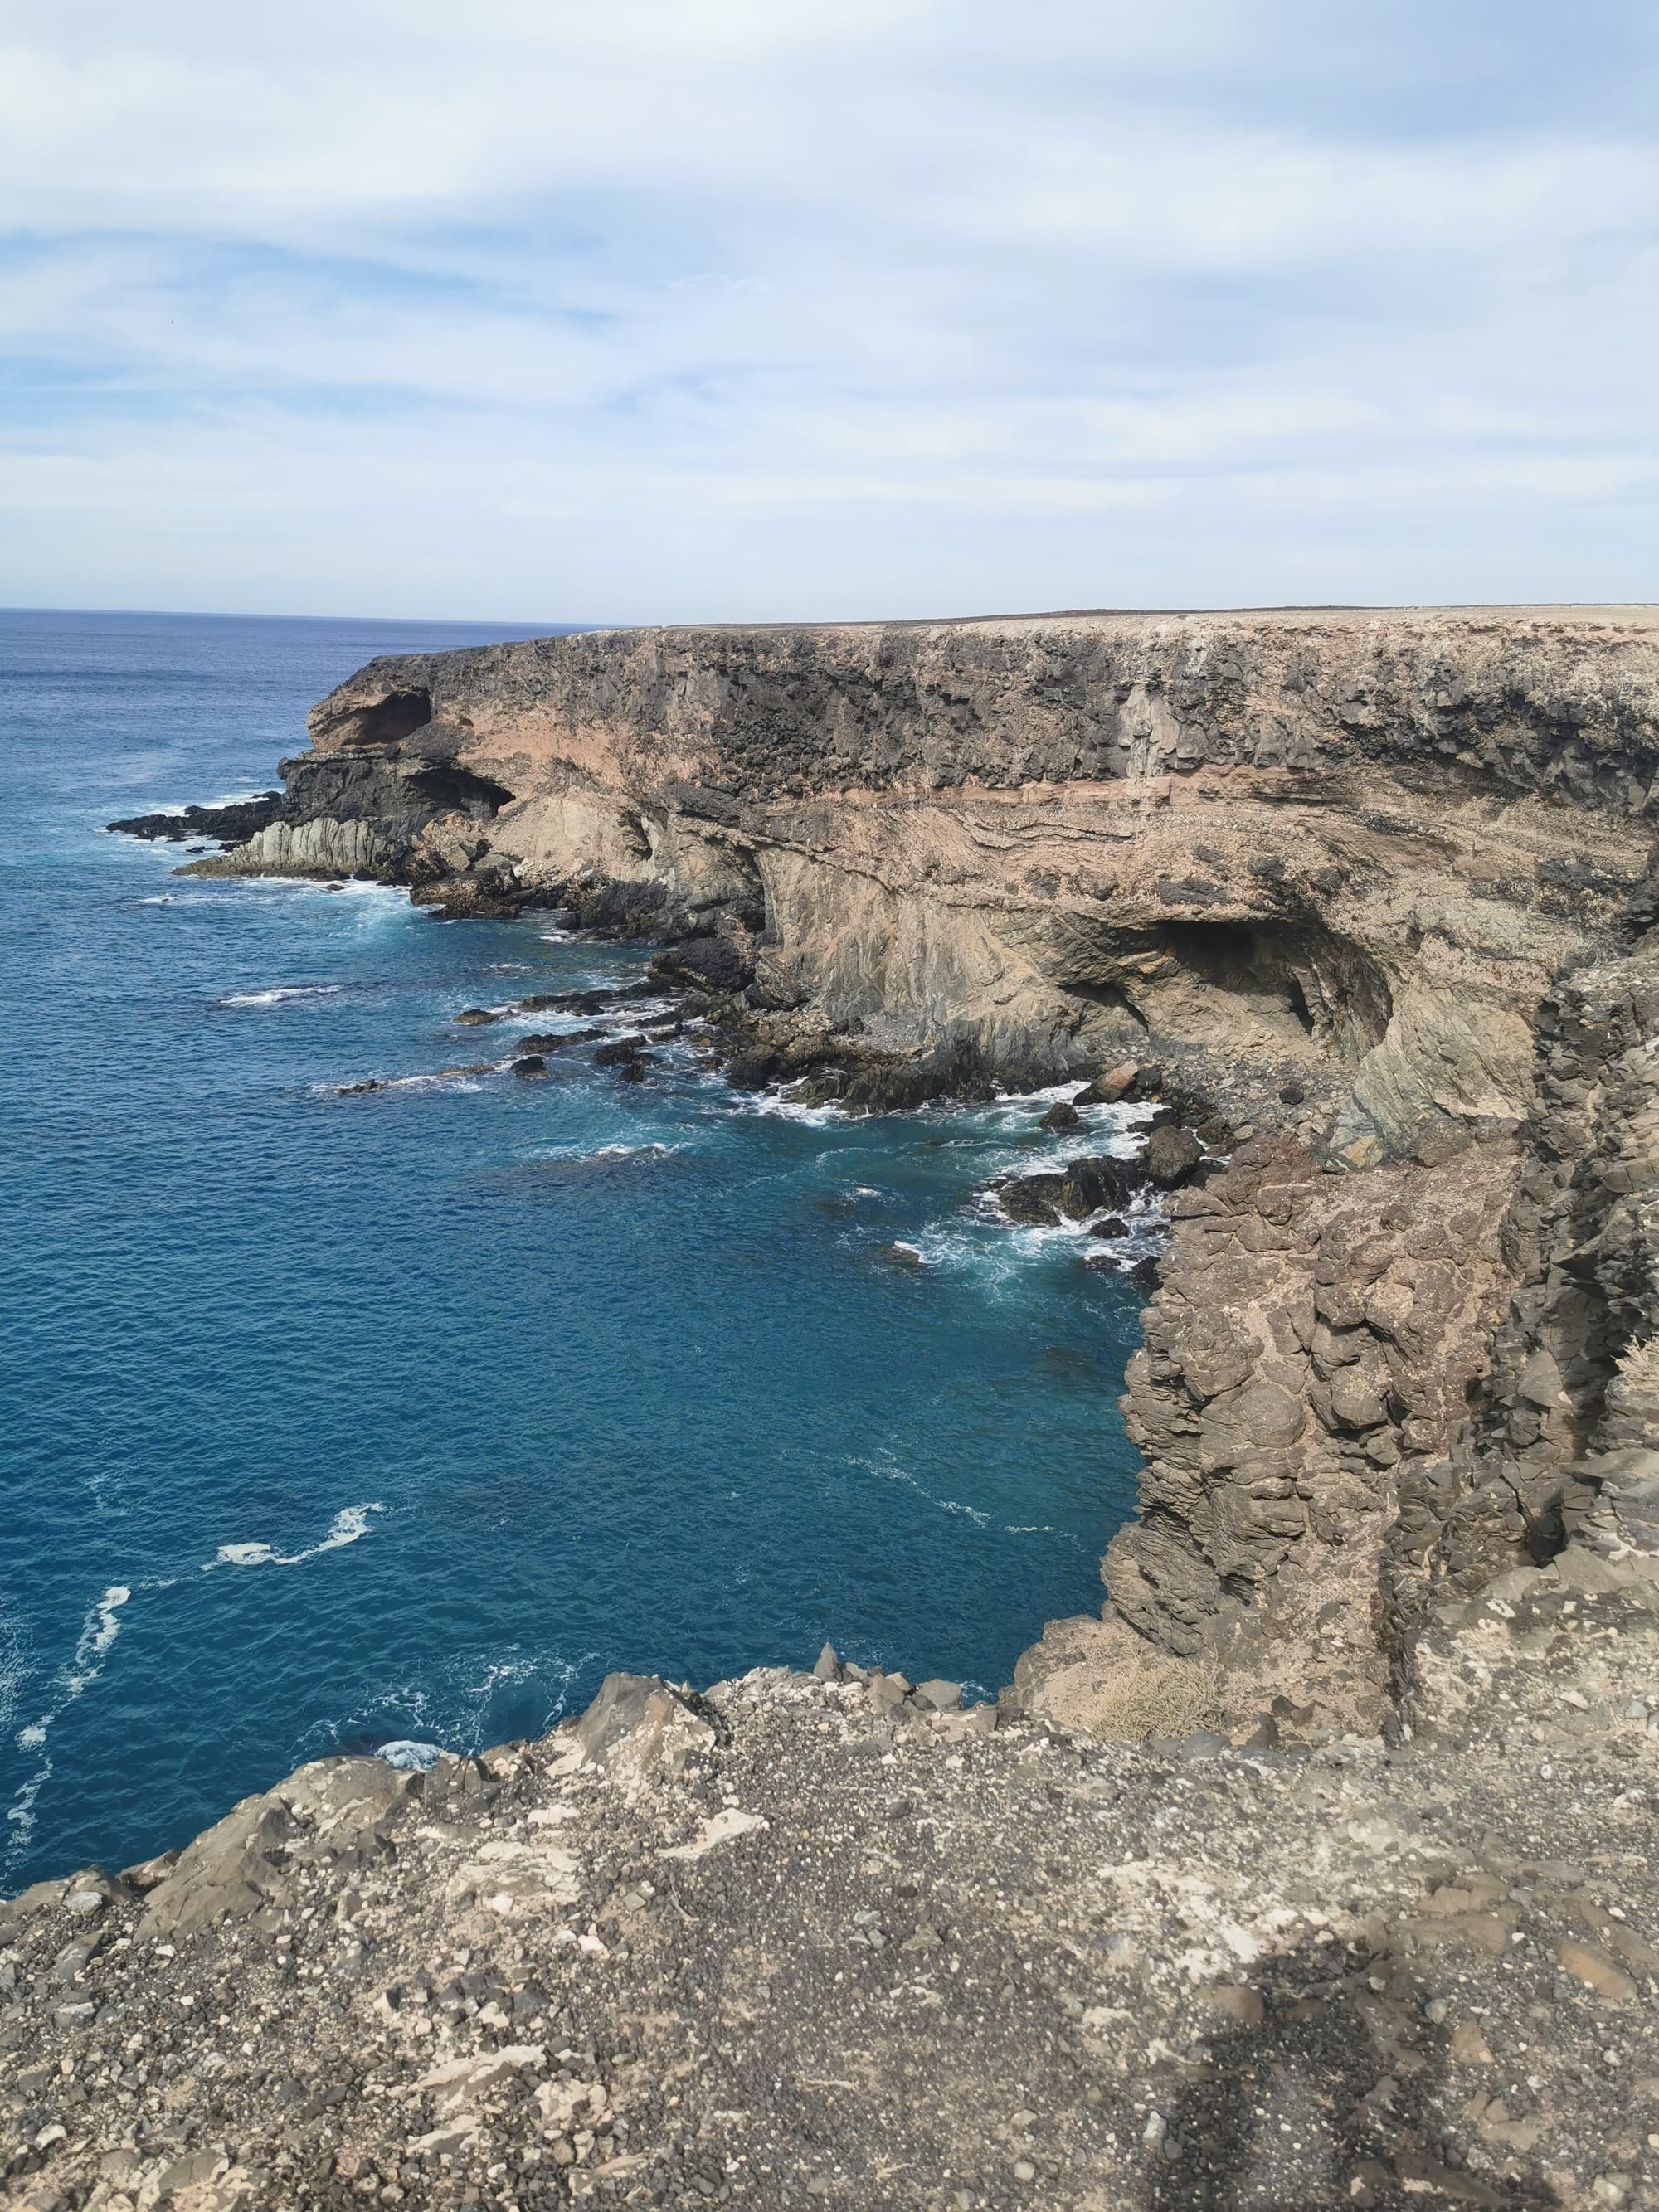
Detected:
[{"left": 182, "top": 606, "right": 1659, "bottom": 1736}]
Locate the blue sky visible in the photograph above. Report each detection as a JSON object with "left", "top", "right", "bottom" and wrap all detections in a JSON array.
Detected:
[{"left": 2, "top": 0, "right": 1657, "bottom": 620}]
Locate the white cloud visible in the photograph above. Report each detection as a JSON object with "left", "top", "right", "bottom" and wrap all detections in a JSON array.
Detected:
[{"left": 0, "top": 0, "right": 1655, "bottom": 616}]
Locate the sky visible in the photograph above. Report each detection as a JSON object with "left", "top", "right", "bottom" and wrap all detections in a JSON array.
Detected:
[{"left": 2, "top": 0, "right": 1657, "bottom": 623}]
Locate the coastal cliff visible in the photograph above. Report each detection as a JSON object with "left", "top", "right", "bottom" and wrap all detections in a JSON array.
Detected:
[
  {"left": 185, "top": 607, "right": 1659, "bottom": 1731},
  {"left": 24, "top": 607, "right": 1657, "bottom": 2212}
]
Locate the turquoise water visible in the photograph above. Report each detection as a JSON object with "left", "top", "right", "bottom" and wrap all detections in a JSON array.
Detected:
[{"left": 0, "top": 609, "right": 1146, "bottom": 1889}]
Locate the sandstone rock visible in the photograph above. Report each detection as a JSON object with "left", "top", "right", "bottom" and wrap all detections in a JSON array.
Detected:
[
  {"left": 914, "top": 1680, "right": 962, "bottom": 1713},
  {"left": 1085, "top": 1062, "right": 1140, "bottom": 1104},
  {"left": 141, "top": 1794, "right": 294, "bottom": 1937}
]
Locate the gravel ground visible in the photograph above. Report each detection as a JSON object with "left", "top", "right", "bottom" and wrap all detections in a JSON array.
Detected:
[{"left": 4, "top": 1646, "right": 1657, "bottom": 2212}]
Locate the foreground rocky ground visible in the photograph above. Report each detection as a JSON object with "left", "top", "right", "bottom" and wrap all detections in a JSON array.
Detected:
[{"left": 5, "top": 1592, "right": 1657, "bottom": 2212}]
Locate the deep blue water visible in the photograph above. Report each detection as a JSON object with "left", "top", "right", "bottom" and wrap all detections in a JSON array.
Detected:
[{"left": 0, "top": 609, "right": 1147, "bottom": 1889}]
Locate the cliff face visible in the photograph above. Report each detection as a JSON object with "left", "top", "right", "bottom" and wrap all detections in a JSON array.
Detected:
[
  {"left": 188, "top": 607, "right": 1659, "bottom": 1723},
  {"left": 202, "top": 608, "right": 1659, "bottom": 1159}
]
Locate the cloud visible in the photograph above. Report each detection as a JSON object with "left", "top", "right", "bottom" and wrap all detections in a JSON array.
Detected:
[{"left": 0, "top": 0, "right": 1656, "bottom": 617}]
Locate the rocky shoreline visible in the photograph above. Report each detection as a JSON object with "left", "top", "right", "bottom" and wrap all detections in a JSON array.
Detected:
[{"left": 20, "top": 604, "right": 1658, "bottom": 2208}]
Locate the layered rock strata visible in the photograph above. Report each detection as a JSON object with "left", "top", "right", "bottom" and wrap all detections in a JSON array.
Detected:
[
  {"left": 169, "top": 606, "right": 1659, "bottom": 1727},
  {"left": 184, "top": 607, "right": 1659, "bottom": 1160}
]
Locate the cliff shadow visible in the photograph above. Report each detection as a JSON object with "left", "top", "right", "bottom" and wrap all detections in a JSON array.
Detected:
[{"left": 1141, "top": 1938, "right": 1559, "bottom": 2212}]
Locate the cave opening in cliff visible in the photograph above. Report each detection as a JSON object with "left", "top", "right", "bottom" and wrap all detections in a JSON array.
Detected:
[
  {"left": 1159, "top": 918, "right": 1392, "bottom": 1060},
  {"left": 339, "top": 687, "right": 433, "bottom": 747},
  {"left": 405, "top": 761, "right": 515, "bottom": 819}
]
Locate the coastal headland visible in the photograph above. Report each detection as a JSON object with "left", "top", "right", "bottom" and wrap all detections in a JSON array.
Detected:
[{"left": 11, "top": 607, "right": 1659, "bottom": 2210}]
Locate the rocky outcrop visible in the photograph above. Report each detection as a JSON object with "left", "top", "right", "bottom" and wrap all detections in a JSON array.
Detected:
[
  {"left": 106, "top": 794, "right": 282, "bottom": 846},
  {"left": 1100, "top": 1131, "right": 1520, "bottom": 1728}
]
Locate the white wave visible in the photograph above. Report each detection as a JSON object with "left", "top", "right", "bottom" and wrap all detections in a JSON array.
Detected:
[
  {"left": 212, "top": 1542, "right": 276, "bottom": 1568},
  {"left": 727, "top": 1090, "right": 846, "bottom": 1125},
  {"left": 0, "top": 1613, "right": 28, "bottom": 1736},
  {"left": 315, "top": 1061, "right": 500, "bottom": 1096},
  {"left": 527, "top": 1139, "right": 684, "bottom": 1164},
  {"left": 302, "top": 1645, "right": 595, "bottom": 1768},
  {"left": 219, "top": 984, "right": 343, "bottom": 1009},
  {"left": 889, "top": 1240, "right": 927, "bottom": 1265},
  {"left": 848, "top": 1452, "right": 993, "bottom": 1529},
  {"left": 136, "top": 893, "right": 178, "bottom": 905},
  {"left": 377, "top": 1739, "right": 442, "bottom": 1772},
  {"left": 5, "top": 1583, "right": 133, "bottom": 1874},
  {"left": 202, "top": 1502, "right": 384, "bottom": 1573}
]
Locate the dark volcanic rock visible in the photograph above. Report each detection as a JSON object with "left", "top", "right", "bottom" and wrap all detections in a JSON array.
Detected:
[
  {"left": 993, "top": 1153, "right": 1146, "bottom": 1226},
  {"left": 513, "top": 1028, "right": 604, "bottom": 1053},
  {"left": 518, "top": 989, "right": 610, "bottom": 1015},
  {"left": 107, "top": 792, "right": 282, "bottom": 845}
]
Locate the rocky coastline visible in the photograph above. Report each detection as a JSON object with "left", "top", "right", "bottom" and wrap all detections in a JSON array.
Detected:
[{"left": 13, "top": 605, "right": 1657, "bottom": 2210}]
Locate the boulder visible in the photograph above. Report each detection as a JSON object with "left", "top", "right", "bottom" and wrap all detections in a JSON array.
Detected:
[
  {"left": 1084, "top": 1061, "right": 1140, "bottom": 1105},
  {"left": 1039, "top": 1098, "right": 1080, "bottom": 1130},
  {"left": 573, "top": 1673, "right": 716, "bottom": 1794},
  {"left": 1146, "top": 1125, "right": 1204, "bottom": 1186}
]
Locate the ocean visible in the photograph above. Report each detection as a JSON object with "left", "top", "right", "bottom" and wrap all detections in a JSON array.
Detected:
[{"left": 0, "top": 608, "right": 1146, "bottom": 1890}]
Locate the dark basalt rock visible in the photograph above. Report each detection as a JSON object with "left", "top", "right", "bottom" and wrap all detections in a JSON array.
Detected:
[
  {"left": 107, "top": 793, "right": 283, "bottom": 845},
  {"left": 518, "top": 990, "right": 609, "bottom": 1016},
  {"left": 992, "top": 1153, "right": 1146, "bottom": 1227},
  {"left": 654, "top": 934, "right": 756, "bottom": 993},
  {"left": 592, "top": 1038, "right": 651, "bottom": 1068},
  {"left": 514, "top": 1028, "right": 604, "bottom": 1053},
  {"left": 1039, "top": 1098, "right": 1081, "bottom": 1130},
  {"left": 510, "top": 1056, "right": 547, "bottom": 1078},
  {"left": 722, "top": 1050, "right": 782, "bottom": 1090}
]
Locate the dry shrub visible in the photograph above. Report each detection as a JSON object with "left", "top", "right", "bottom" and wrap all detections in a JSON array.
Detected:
[{"left": 1087, "top": 1655, "right": 1224, "bottom": 1744}]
